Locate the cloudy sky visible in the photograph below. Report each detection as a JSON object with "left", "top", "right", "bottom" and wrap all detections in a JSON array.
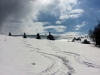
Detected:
[{"left": 0, "top": 0, "right": 100, "bottom": 35}]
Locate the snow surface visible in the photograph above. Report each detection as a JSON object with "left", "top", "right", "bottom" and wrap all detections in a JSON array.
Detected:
[{"left": 0, "top": 35, "right": 100, "bottom": 75}]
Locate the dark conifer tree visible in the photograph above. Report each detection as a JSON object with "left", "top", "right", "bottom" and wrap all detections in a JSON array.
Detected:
[
  {"left": 88, "top": 19, "right": 100, "bottom": 46},
  {"left": 93, "top": 24, "right": 100, "bottom": 46},
  {"left": 8, "top": 32, "right": 12, "bottom": 36},
  {"left": 47, "top": 32, "right": 55, "bottom": 40},
  {"left": 23, "top": 33, "right": 27, "bottom": 38},
  {"left": 36, "top": 33, "right": 41, "bottom": 39}
]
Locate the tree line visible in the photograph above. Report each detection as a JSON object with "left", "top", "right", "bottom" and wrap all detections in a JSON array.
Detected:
[{"left": 8, "top": 32, "right": 55, "bottom": 40}]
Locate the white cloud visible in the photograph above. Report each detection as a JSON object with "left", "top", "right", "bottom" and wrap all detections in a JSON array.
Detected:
[
  {"left": 1, "top": 17, "right": 49, "bottom": 34},
  {"left": 60, "top": 32, "right": 81, "bottom": 37},
  {"left": 59, "top": 9, "right": 84, "bottom": 20},
  {"left": 55, "top": 20, "right": 62, "bottom": 24},
  {"left": 96, "top": 10, "right": 100, "bottom": 13},
  {"left": 29, "top": 0, "right": 83, "bottom": 20},
  {"left": 1, "top": 17, "right": 67, "bottom": 34},
  {"left": 44, "top": 25, "right": 67, "bottom": 32},
  {"left": 70, "top": 9, "right": 84, "bottom": 14},
  {"left": 21, "top": 19, "right": 51, "bottom": 34},
  {"left": 60, "top": 14, "right": 81, "bottom": 20},
  {"left": 66, "top": 32, "right": 80, "bottom": 36},
  {"left": 98, "top": 10, "right": 100, "bottom": 12},
  {"left": 74, "top": 21, "right": 87, "bottom": 31},
  {"left": 58, "top": 0, "right": 84, "bottom": 20}
]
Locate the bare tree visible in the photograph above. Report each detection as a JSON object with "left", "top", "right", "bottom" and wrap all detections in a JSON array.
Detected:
[{"left": 88, "top": 19, "right": 100, "bottom": 46}]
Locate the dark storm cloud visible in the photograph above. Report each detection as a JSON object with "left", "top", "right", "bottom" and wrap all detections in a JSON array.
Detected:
[{"left": 0, "top": 0, "right": 30, "bottom": 28}]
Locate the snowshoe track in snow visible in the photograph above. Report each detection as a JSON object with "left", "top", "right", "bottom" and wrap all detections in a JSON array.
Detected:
[
  {"left": 36, "top": 51, "right": 75, "bottom": 75},
  {"left": 23, "top": 40, "right": 100, "bottom": 75},
  {"left": 47, "top": 40, "right": 100, "bottom": 69}
]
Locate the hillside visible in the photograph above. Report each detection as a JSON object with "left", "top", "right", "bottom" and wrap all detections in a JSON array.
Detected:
[{"left": 0, "top": 35, "right": 100, "bottom": 75}]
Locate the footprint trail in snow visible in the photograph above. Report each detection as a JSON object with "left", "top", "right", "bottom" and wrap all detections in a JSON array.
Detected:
[{"left": 23, "top": 40, "right": 100, "bottom": 75}]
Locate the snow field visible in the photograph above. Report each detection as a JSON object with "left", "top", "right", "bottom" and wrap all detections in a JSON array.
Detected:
[{"left": 0, "top": 35, "right": 100, "bottom": 75}]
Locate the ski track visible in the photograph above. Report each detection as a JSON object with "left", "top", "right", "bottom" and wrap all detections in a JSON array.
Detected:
[
  {"left": 36, "top": 51, "right": 74, "bottom": 75},
  {"left": 22, "top": 39, "right": 100, "bottom": 75},
  {"left": 47, "top": 40, "right": 100, "bottom": 69},
  {"left": 23, "top": 40, "right": 72, "bottom": 75}
]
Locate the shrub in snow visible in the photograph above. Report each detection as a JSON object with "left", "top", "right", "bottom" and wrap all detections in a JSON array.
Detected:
[
  {"left": 74, "top": 37, "right": 81, "bottom": 41},
  {"left": 36, "top": 33, "right": 41, "bottom": 39},
  {"left": 32, "top": 63, "right": 35, "bottom": 65},
  {"left": 76, "top": 37, "right": 81, "bottom": 41},
  {"left": 47, "top": 32, "right": 55, "bottom": 40},
  {"left": 8, "top": 32, "right": 12, "bottom": 36},
  {"left": 72, "top": 39, "right": 75, "bottom": 42},
  {"left": 68, "top": 72, "right": 72, "bottom": 75},
  {"left": 23, "top": 33, "right": 27, "bottom": 38},
  {"left": 82, "top": 39, "right": 90, "bottom": 44}
]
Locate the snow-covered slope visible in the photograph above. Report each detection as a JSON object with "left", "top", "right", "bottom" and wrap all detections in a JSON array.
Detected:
[{"left": 0, "top": 35, "right": 100, "bottom": 75}]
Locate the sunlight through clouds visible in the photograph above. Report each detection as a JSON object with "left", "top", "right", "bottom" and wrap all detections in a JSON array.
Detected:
[{"left": 0, "top": 0, "right": 84, "bottom": 35}]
